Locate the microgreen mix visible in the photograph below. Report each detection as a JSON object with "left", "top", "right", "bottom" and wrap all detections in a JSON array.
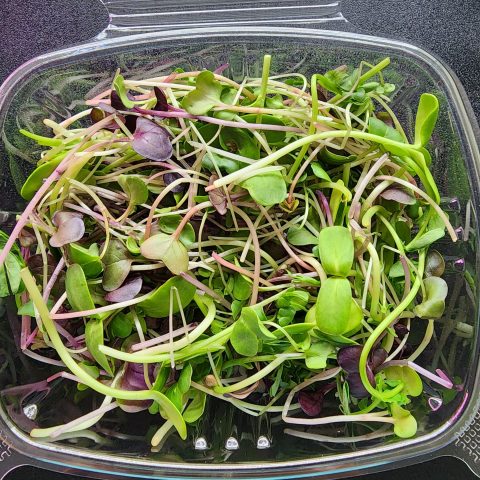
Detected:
[{"left": 0, "top": 55, "right": 461, "bottom": 447}]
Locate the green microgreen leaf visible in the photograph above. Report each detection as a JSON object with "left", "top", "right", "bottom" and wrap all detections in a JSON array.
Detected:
[
  {"left": 66, "top": 263, "right": 95, "bottom": 312},
  {"left": 368, "top": 117, "right": 404, "bottom": 143},
  {"left": 0, "top": 231, "right": 24, "bottom": 297},
  {"left": 140, "top": 233, "right": 189, "bottom": 275},
  {"left": 318, "top": 226, "right": 354, "bottom": 277},
  {"left": 138, "top": 276, "right": 196, "bottom": 318},
  {"left": 158, "top": 215, "right": 196, "bottom": 249},
  {"left": 219, "top": 128, "right": 260, "bottom": 159},
  {"left": 85, "top": 317, "right": 113, "bottom": 376},
  {"left": 414, "top": 276, "right": 448, "bottom": 319},
  {"left": 183, "top": 390, "right": 207, "bottom": 423},
  {"left": 315, "top": 277, "right": 352, "bottom": 335},
  {"left": 231, "top": 318, "right": 259, "bottom": 356},
  {"left": 405, "top": 228, "right": 445, "bottom": 252},
  {"left": 287, "top": 225, "right": 318, "bottom": 246},
  {"left": 414, "top": 93, "right": 439, "bottom": 147},
  {"left": 391, "top": 404, "right": 418, "bottom": 438},
  {"left": 240, "top": 171, "right": 287, "bottom": 206},
  {"left": 305, "top": 341, "right": 334, "bottom": 369},
  {"left": 113, "top": 72, "right": 135, "bottom": 109},
  {"left": 118, "top": 175, "right": 149, "bottom": 206},
  {"left": 240, "top": 306, "right": 276, "bottom": 340},
  {"left": 68, "top": 243, "right": 103, "bottom": 278},
  {"left": 383, "top": 365, "right": 422, "bottom": 397},
  {"left": 102, "top": 239, "right": 132, "bottom": 292},
  {"left": 311, "top": 163, "right": 332, "bottom": 181},
  {"left": 182, "top": 71, "right": 223, "bottom": 115}
]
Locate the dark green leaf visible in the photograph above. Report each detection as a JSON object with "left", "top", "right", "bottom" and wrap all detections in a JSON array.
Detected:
[
  {"left": 102, "top": 239, "right": 132, "bottom": 291},
  {"left": 20, "top": 157, "right": 62, "bottom": 200},
  {"left": 232, "top": 274, "right": 252, "bottom": 301},
  {"left": 319, "top": 147, "right": 356, "bottom": 166},
  {"left": 240, "top": 114, "right": 286, "bottom": 145},
  {"left": 178, "top": 364, "right": 193, "bottom": 394},
  {"left": 219, "top": 128, "right": 260, "bottom": 159},
  {"left": 240, "top": 306, "right": 276, "bottom": 340},
  {"left": 138, "top": 276, "right": 196, "bottom": 318},
  {"left": 202, "top": 151, "right": 241, "bottom": 174}
]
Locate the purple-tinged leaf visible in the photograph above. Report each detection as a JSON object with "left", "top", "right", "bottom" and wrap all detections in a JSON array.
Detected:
[
  {"left": 105, "top": 276, "right": 142, "bottom": 303},
  {"left": 298, "top": 390, "right": 324, "bottom": 416},
  {"left": 153, "top": 87, "right": 169, "bottom": 112},
  {"left": 52, "top": 211, "right": 82, "bottom": 227},
  {"left": 337, "top": 346, "right": 363, "bottom": 373},
  {"left": 298, "top": 382, "right": 335, "bottom": 417},
  {"left": 380, "top": 188, "right": 416, "bottom": 205},
  {"left": 132, "top": 117, "right": 172, "bottom": 161},
  {"left": 125, "top": 115, "right": 138, "bottom": 133},
  {"left": 208, "top": 175, "right": 228, "bottom": 215},
  {"left": 370, "top": 347, "right": 387, "bottom": 370},
  {"left": 110, "top": 90, "right": 130, "bottom": 111},
  {"left": 394, "top": 323, "right": 410, "bottom": 339},
  {"left": 346, "top": 368, "right": 375, "bottom": 398},
  {"left": 164, "top": 172, "right": 186, "bottom": 193},
  {"left": 119, "top": 362, "right": 155, "bottom": 412},
  {"left": 50, "top": 216, "right": 85, "bottom": 248}
]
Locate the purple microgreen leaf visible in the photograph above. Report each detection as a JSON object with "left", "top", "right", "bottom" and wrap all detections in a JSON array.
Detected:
[
  {"left": 337, "top": 346, "right": 363, "bottom": 373},
  {"left": 164, "top": 172, "right": 186, "bottom": 193},
  {"left": 370, "top": 347, "right": 387, "bottom": 370},
  {"left": 52, "top": 211, "right": 82, "bottom": 227},
  {"left": 153, "top": 87, "right": 168, "bottom": 112},
  {"left": 380, "top": 188, "right": 416, "bottom": 205},
  {"left": 125, "top": 115, "right": 138, "bottom": 133},
  {"left": 50, "top": 216, "right": 85, "bottom": 248},
  {"left": 346, "top": 368, "right": 375, "bottom": 398},
  {"left": 132, "top": 117, "right": 172, "bottom": 161},
  {"left": 105, "top": 276, "right": 142, "bottom": 303},
  {"left": 298, "top": 390, "right": 324, "bottom": 416}
]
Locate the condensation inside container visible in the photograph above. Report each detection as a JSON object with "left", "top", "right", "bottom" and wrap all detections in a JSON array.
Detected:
[{"left": 0, "top": 35, "right": 477, "bottom": 464}]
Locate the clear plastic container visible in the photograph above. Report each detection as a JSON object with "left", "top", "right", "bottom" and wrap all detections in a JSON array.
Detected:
[{"left": 0, "top": 1, "right": 479, "bottom": 478}]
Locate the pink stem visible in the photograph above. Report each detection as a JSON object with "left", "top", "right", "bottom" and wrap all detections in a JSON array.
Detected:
[
  {"left": 20, "top": 292, "right": 31, "bottom": 350},
  {"left": 316, "top": 190, "right": 333, "bottom": 226},
  {"left": 43, "top": 257, "right": 65, "bottom": 301},
  {"left": 172, "top": 201, "right": 211, "bottom": 240},
  {"left": 381, "top": 360, "right": 453, "bottom": 389},
  {"left": 50, "top": 401, "right": 118, "bottom": 438},
  {"left": 0, "top": 115, "right": 116, "bottom": 268},
  {"left": 179, "top": 272, "right": 231, "bottom": 309},
  {"left": 24, "top": 327, "right": 38, "bottom": 350},
  {"left": 52, "top": 291, "right": 152, "bottom": 320},
  {"left": 23, "top": 349, "right": 65, "bottom": 367},
  {"left": 213, "top": 63, "right": 229, "bottom": 74},
  {"left": 211, "top": 252, "right": 272, "bottom": 286},
  {"left": 47, "top": 371, "right": 84, "bottom": 384},
  {"left": 135, "top": 107, "right": 304, "bottom": 133}
]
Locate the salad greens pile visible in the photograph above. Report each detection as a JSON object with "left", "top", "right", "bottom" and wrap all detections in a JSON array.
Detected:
[{"left": 0, "top": 55, "right": 460, "bottom": 447}]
